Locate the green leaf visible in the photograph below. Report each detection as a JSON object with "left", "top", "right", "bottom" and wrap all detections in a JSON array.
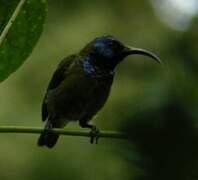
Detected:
[{"left": 0, "top": 0, "right": 47, "bottom": 82}]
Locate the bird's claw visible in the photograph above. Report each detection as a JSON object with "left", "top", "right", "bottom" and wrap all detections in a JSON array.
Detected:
[{"left": 90, "top": 126, "right": 100, "bottom": 144}]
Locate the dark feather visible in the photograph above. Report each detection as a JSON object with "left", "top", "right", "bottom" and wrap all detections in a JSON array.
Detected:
[
  {"left": 37, "top": 120, "right": 59, "bottom": 148},
  {"left": 42, "top": 101, "right": 48, "bottom": 121},
  {"left": 41, "top": 55, "right": 75, "bottom": 121},
  {"left": 47, "top": 55, "right": 76, "bottom": 91}
]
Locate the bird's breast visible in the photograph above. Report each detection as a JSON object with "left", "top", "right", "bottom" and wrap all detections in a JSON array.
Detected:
[{"left": 48, "top": 64, "right": 113, "bottom": 120}]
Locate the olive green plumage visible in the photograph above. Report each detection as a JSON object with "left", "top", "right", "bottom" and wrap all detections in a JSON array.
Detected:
[
  {"left": 38, "top": 55, "right": 113, "bottom": 147},
  {"left": 38, "top": 35, "right": 161, "bottom": 148}
]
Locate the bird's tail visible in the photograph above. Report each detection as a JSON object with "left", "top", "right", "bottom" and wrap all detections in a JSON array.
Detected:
[{"left": 37, "top": 121, "right": 59, "bottom": 148}]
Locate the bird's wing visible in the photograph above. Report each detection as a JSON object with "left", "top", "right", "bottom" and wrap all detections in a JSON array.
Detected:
[
  {"left": 47, "top": 55, "right": 76, "bottom": 91},
  {"left": 42, "top": 55, "right": 76, "bottom": 121}
]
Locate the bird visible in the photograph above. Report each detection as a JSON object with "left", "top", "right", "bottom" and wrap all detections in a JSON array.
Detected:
[{"left": 37, "top": 35, "right": 161, "bottom": 148}]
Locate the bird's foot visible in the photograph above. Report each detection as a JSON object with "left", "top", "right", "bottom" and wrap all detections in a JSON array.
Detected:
[{"left": 89, "top": 126, "right": 100, "bottom": 144}]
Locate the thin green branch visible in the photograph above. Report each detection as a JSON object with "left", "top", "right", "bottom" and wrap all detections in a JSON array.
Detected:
[
  {"left": 0, "top": 126, "right": 127, "bottom": 139},
  {"left": 0, "top": 0, "right": 26, "bottom": 46}
]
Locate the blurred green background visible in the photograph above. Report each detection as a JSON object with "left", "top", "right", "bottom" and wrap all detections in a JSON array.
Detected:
[{"left": 0, "top": 0, "right": 198, "bottom": 179}]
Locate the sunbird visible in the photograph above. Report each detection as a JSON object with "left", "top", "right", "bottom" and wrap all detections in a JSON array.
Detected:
[{"left": 38, "top": 35, "right": 161, "bottom": 148}]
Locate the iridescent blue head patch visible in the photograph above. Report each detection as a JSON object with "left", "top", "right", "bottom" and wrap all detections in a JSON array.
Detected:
[{"left": 93, "top": 36, "right": 118, "bottom": 59}]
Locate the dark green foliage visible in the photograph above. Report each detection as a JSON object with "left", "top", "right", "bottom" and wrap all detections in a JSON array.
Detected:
[
  {"left": 0, "top": 0, "right": 19, "bottom": 33},
  {"left": 124, "top": 96, "right": 198, "bottom": 180},
  {"left": 122, "top": 17, "right": 198, "bottom": 177},
  {"left": 0, "top": 0, "right": 47, "bottom": 82}
]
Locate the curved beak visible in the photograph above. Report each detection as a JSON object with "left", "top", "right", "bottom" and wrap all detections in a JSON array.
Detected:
[{"left": 123, "top": 46, "right": 162, "bottom": 64}]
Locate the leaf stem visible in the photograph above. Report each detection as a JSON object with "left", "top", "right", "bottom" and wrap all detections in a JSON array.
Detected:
[
  {"left": 0, "top": 126, "right": 127, "bottom": 139},
  {"left": 0, "top": 0, "right": 26, "bottom": 46}
]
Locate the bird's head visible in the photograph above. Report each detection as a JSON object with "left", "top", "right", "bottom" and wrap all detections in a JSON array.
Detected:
[{"left": 81, "top": 35, "right": 161, "bottom": 70}]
